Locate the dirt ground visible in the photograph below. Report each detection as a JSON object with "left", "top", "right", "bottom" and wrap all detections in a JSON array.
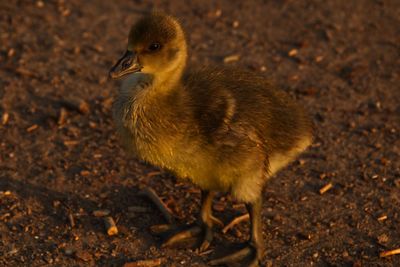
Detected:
[{"left": 1, "top": 0, "right": 399, "bottom": 266}]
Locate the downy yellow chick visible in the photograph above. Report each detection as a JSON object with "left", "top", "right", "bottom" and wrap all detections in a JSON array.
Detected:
[{"left": 110, "top": 13, "right": 312, "bottom": 266}]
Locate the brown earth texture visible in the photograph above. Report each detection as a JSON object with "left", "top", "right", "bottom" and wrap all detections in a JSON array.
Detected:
[{"left": 1, "top": 0, "right": 400, "bottom": 266}]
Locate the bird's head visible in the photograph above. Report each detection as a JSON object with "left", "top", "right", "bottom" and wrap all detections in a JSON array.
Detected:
[{"left": 109, "top": 13, "right": 187, "bottom": 81}]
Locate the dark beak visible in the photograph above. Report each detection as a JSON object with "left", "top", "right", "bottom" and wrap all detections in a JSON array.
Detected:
[{"left": 109, "top": 50, "right": 142, "bottom": 79}]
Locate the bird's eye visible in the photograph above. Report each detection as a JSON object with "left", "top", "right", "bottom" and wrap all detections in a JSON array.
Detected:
[{"left": 148, "top": 43, "right": 161, "bottom": 52}]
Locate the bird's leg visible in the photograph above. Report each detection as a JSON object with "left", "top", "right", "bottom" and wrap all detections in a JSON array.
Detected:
[
  {"left": 209, "top": 197, "right": 264, "bottom": 267},
  {"left": 162, "top": 190, "right": 222, "bottom": 251}
]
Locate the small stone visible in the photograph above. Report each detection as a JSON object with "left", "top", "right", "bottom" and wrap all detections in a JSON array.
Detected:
[
  {"left": 315, "top": 56, "right": 324, "bottom": 62},
  {"left": 64, "top": 248, "right": 75, "bottom": 256},
  {"left": 80, "top": 170, "right": 90, "bottom": 176},
  {"left": 7, "top": 49, "right": 15, "bottom": 57}
]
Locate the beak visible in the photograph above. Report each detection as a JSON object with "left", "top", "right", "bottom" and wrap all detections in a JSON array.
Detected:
[{"left": 109, "top": 50, "right": 142, "bottom": 79}]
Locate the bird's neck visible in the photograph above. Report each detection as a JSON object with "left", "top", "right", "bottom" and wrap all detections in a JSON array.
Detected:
[
  {"left": 155, "top": 63, "right": 185, "bottom": 90},
  {"left": 153, "top": 48, "right": 188, "bottom": 90}
]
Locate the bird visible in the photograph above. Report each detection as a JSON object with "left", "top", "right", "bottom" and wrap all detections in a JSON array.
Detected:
[{"left": 109, "top": 12, "right": 312, "bottom": 267}]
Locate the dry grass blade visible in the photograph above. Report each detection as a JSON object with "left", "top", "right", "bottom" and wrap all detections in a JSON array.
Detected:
[{"left": 379, "top": 248, "right": 400, "bottom": 258}]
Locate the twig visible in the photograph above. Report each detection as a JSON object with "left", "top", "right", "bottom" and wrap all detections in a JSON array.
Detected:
[
  {"left": 58, "top": 199, "right": 76, "bottom": 228},
  {"left": 222, "top": 214, "right": 250, "bottom": 234},
  {"left": 68, "top": 213, "right": 75, "bottom": 228},
  {"left": 380, "top": 248, "right": 400, "bottom": 258},
  {"left": 26, "top": 124, "right": 38, "bottom": 132},
  {"left": 138, "top": 186, "right": 174, "bottom": 224},
  {"left": 319, "top": 183, "right": 333, "bottom": 195}
]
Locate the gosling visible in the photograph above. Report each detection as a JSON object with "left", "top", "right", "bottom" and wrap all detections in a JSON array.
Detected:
[{"left": 110, "top": 13, "right": 312, "bottom": 267}]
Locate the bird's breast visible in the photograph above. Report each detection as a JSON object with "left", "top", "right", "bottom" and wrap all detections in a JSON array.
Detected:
[{"left": 113, "top": 88, "right": 197, "bottom": 174}]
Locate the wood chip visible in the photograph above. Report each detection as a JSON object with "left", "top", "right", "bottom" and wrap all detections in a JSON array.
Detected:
[
  {"left": 63, "top": 140, "right": 79, "bottom": 146},
  {"left": 319, "top": 183, "right": 333, "bottom": 194},
  {"left": 26, "top": 124, "right": 38, "bottom": 132},
  {"left": 149, "top": 224, "right": 175, "bottom": 235},
  {"left": 1, "top": 112, "right": 9, "bottom": 125},
  {"left": 288, "top": 49, "right": 298, "bottom": 57},
  {"left": 101, "top": 97, "right": 113, "bottom": 110},
  {"left": 80, "top": 170, "right": 90, "bottom": 176},
  {"left": 223, "top": 54, "right": 240, "bottom": 63},
  {"left": 379, "top": 248, "right": 400, "bottom": 258},
  {"left": 222, "top": 213, "right": 250, "bottom": 234},
  {"left": 16, "top": 67, "right": 37, "bottom": 78},
  {"left": 315, "top": 56, "right": 324, "bottom": 62},
  {"left": 377, "top": 233, "right": 389, "bottom": 244},
  {"left": 93, "top": 209, "right": 110, "bottom": 217},
  {"left": 58, "top": 108, "right": 68, "bottom": 125},
  {"left": 3, "top": 191, "right": 12, "bottom": 196},
  {"left": 104, "top": 216, "right": 118, "bottom": 235},
  {"left": 123, "top": 258, "right": 163, "bottom": 267},
  {"left": 7, "top": 48, "right": 15, "bottom": 57},
  {"left": 78, "top": 101, "right": 90, "bottom": 114},
  {"left": 377, "top": 215, "right": 387, "bottom": 221}
]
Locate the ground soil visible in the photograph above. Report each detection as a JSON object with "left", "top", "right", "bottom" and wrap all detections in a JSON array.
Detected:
[{"left": 1, "top": 0, "right": 400, "bottom": 266}]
